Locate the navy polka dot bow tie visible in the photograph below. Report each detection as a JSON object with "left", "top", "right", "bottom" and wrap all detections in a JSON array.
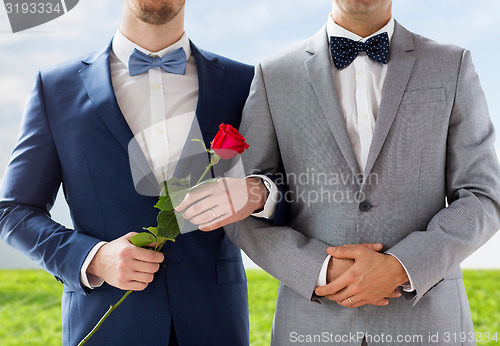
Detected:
[{"left": 330, "top": 32, "right": 390, "bottom": 70}]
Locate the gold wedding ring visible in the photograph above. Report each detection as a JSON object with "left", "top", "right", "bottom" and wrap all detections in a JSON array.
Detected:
[
  {"left": 210, "top": 208, "right": 217, "bottom": 219},
  {"left": 347, "top": 297, "right": 354, "bottom": 304}
]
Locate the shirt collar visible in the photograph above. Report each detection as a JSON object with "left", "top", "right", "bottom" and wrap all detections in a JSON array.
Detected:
[
  {"left": 111, "top": 29, "right": 192, "bottom": 70},
  {"left": 327, "top": 15, "right": 395, "bottom": 43}
]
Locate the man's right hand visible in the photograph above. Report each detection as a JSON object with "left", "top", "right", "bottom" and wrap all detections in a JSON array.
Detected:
[
  {"left": 87, "top": 232, "right": 164, "bottom": 291},
  {"left": 326, "top": 243, "right": 401, "bottom": 307}
]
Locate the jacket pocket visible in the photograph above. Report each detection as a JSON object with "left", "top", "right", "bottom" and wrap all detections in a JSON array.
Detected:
[{"left": 401, "top": 88, "right": 446, "bottom": 104}]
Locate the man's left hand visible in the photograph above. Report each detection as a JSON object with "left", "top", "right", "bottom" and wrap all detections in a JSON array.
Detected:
[
  {"left": 175, "top": 177, "right": 268, "bottom": 231},
  {"left": 314, "top": 245, "right": 409, "bottom": 308}
]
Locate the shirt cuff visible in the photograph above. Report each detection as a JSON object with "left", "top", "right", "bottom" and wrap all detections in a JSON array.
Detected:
[
  {"left": 386, "top": 253, "right": 415, "bottom": 292},
  {"left": 247, "top": 174, "right": 279, "bottom": 219},
  {"left": 316, "top": 255, "right": 331, "bottom": 287},
  {"left": 80, "top": 241, "right": 107, "bottom": 289}
]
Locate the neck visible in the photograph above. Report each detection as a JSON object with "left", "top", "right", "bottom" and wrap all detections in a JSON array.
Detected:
[
  {"left": 331, "top": 7, "right": 391, "bottom": 37},
  {"left": 120, "top": 6, "right": 185, "bottom": 52}
]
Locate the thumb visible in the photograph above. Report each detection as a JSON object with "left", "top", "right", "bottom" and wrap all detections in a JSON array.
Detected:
[
  {"left": 327, "top": 246, "right": 361, "bottom": 260},
  {"left": 123, "top": 232, "right": 139, "bottom": 241},
  {"left": 339, "top": 243, "right": 383, "bottom": 252},
  {"left": 361, "top": 243, "right": 383, "bottom": 252}
]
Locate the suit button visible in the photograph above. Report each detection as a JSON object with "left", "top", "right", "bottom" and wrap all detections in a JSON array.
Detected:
[{"left": 359, "top": 201, "right": 372, "bottom": 212}]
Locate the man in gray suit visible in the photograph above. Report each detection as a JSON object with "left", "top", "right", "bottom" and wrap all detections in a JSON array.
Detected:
[{"left": 178, "top": 0, "right": 500, "bottom": 344}]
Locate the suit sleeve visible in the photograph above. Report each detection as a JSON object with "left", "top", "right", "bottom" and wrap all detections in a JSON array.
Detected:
[
  {"left": 0, "top": 72, "right": 102, "bottom": 295},
  {"left": 223, "top": 64, "right": 330, "bottom": 301},
  {"left": 387, "top": 50, "right": 500, "bottom": 304}
]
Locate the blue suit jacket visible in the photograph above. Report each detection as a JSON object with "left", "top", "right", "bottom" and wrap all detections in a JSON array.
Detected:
[{"left": 0, "top": 40, "right": 254, "bottom": 345}]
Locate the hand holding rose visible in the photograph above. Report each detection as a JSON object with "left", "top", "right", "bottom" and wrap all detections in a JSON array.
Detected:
[
  {"left": 177, "top": 123, "right": 268, "bottom": 231},
  {"left": 176, "top": 177, "right": 268, "bottom": 231},
  {"left": 87, "top": 232, "right": 164, "bottom": 291}
]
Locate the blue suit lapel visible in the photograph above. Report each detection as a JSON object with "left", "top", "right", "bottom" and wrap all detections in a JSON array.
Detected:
[
  {"left": 78, "top": 41, "right": 134, "bottom": 154},
  {"left": 173, "top": 42, "right": 226, "bottom": 180},
  {"left": 78, "top": 41, "right": 158, "bottom": 194},
  {"left": 191, "top": 42, "right": 225, "bottom": 142}
]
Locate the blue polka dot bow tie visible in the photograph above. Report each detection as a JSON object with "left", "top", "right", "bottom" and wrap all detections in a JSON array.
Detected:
[
  {"left": 128, "top": 47, "right": 187, "bottom": 76},
  {"left": 330, "top": 32, "right": 390, "bottom": 70}
]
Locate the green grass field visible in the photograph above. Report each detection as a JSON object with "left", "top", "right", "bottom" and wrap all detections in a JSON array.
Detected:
[{"left": 0, "top": 269, "right": 498, "bottom": 345}]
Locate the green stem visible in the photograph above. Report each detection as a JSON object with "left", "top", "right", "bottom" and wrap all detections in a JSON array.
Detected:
[
  {"left": 78, "top": 290, "right": 132, "bottom": 346},
  {"left": 196, "top": 164, "right": 213, "bottom": 186}
]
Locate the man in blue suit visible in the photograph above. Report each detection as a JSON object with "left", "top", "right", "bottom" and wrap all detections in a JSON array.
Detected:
[{"left": 0, "top": 0, "right": 264, "bottom": 344}]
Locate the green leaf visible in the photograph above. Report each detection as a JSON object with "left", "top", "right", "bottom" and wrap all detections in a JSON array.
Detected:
[
  {"left": 157, "top": 210, "right": 182, "bottom": 240},
  {"left": 155, "top": 176, "right": 191, "bottom": 211},
  {"left": 129, "top": 232, "right": 157, "bottom": 247},
  {"left": 155, "top": 188, "right": 190, "bottom": 211},
  {"left": 188, "top": 178, "right": 219, "bottom": 193},
  {"left": 143, "top": 227, "right": 158, "bottom": 237}
]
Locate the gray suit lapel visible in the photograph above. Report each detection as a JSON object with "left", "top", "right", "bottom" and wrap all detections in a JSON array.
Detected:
[
  {"left": 362, "top": 22, "right": 416, "bottom": 181},
  {"left": 304, "top": 26, "right": 361, "bottom": 177}
]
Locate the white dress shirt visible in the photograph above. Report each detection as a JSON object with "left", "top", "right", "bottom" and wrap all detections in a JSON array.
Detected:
[
  {"left": 81, "top": 29, "right": 198, "bottom": 288},
  {"left": 80, "top": 30, "right": 276, "bottom": 288},
  {"left": 312, "top": 16, "right": 414, "bottom": 291},
  {"left": 329, "top": 16, "right": 393, "bottom": 171}
]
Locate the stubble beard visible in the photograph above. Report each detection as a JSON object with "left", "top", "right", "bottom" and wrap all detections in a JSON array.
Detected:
[{"left": 131, "top": 0, "right": 185, "bottom": 26}]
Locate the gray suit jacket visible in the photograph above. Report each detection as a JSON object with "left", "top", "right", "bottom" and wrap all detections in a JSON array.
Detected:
[{"left": 225, "top": 21, "right": 500, "bottom": 345}]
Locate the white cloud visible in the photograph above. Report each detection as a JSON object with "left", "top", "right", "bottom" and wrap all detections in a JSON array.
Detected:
[
  {"left": 394, "top": 0, "right": 500, "bottom": 46},
  {"left": 0, "top": 75, "right": 32, "bottom": 110}
]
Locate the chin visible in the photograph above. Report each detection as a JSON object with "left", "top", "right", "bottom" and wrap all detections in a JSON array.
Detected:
[
  {"left": 129, "top": 0, "right": 186, "bottom": 25},
  {"left": 339, "top": 0, "right": 388, "bottom": 14}
]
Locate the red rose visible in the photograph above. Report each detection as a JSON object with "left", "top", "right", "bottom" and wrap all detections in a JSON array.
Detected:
[{"left": 211, "top": 123, "right": 249, "bottom": 159}]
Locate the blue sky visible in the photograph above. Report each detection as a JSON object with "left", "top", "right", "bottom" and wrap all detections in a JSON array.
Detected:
[{"left": 0, "top": 0, "right": 499, "bottom": 268}]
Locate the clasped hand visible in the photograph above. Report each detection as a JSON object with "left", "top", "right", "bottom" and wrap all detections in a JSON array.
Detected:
[
  {"left": 315, "top": 243, "right": 409, "bottom": 308},
  {"left": 175, "top": 177, "right": 409, "bottom": 309}
]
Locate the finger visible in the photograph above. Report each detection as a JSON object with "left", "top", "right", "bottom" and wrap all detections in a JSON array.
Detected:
[
  {"left": 128, "top": 271, "right": 155, "bottom": 284},
  {"left": 315, "top": 276, "right": 349, "bottom": 297},
  {"left": 123, "top": 232, "right": 139, "bottom": 240},
  {"left": 340, "top": 243, "right": 383, "bottom": 252},
  {"left": 327, "top": 246, "right": 366, "bottom": 260},
  {"left": 182, "top": 197, "right": 215, "bottom": 220},
  {"left": 198, "top": 213, "right": 235, "bottom": 232},
  {"left": 386, "top": 289, "right": 402, "bottom": 298},
  {"left": 335, "top": 297, "right": 367, "bottom": 308},
  {"left": 324, "top": 285, "right": 356, "bottom": 303},
  {"left": 370, "top": 298, "right": 390, "bottom": 306},
  {"left": 360, "top": 243, "right": 383, "bottom": 252},
  {"left": 130, "top": 260, "right": 161, "bottom": 275},
  {"left": 337, "top": 298, "right": 389, "bottom": 308},
  {"left": 189, "top": 206, "right": 225, "bottom": 225},
  {"left": 132, "top": 247, "right": 164, "bottom": 264},
  {"left": 123, "top": 281, "right": 149, "bottom": 292},
  {"left": 175, "top": 186, "right": 214, "bottom": 212}
]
